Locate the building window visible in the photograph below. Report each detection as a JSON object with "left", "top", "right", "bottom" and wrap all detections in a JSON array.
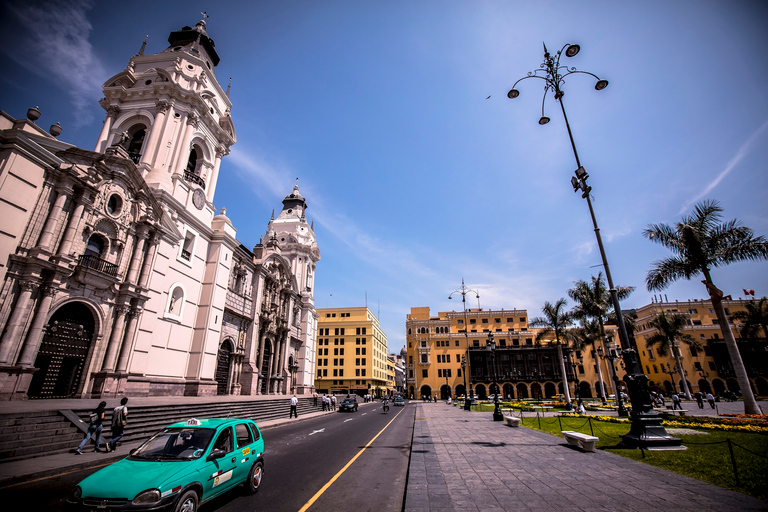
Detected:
[
  {"left": 323, "top": 369, "right": 327, "bottom": 376},
  {"left": 438, "top": 369, "right": 442, "bottom": 378},
  {"left": 422, "top": 369, "right": 428, "bottom": 378},
  {"left": 180, "top": 229, "right": 196, "bottom": 263},
  {"left": 482, "top": 318, "right": 488, "bottom": 324},
  {"left": 333, "top": 370, "right": 338, "bottom": 377}
]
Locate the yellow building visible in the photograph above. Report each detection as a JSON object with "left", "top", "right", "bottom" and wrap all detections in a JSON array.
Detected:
[
  {"left": 405, "top": 306, "right": 608, "bottom": 401},
  {"left": 631, "top": 298, "right": 768, "bottom": 397},
  {"left": 315, "top": 307, "right": 389, "bottom": 397},
  {"left": 386, "top": 355, "right": 396, "bottom": 395}
]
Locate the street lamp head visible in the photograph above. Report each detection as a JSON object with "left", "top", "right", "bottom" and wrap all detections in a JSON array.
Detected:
[
  {"left": 565, "top": 44, "right": 580, "bottom": 57},
  {"left": 507, "top": 88, "right": 520, "bottom": 99},
  {"left": 595, "top": 79, "right": 609, "bottom": 91},
  {"left": 597, "top": 346, "right": 603, "bottom": 358},
  {"left": 538, "top": 116, "right": 550, "bottom": 125}
]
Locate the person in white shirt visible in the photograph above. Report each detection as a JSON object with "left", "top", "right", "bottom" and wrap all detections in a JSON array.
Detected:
[{"left": 290, "top": 395, "right": 298, "bottom": 418}]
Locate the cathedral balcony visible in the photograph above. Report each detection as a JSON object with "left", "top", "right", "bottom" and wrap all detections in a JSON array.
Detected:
[
  {"left": 183, "top": 170, "right": 206, "bottom": 189},
  {"left": 78, "top": 254, "right": 118, "bottom": 276},
  {"left": 74, "top": 254, "right": 120, "bottom": 289}
]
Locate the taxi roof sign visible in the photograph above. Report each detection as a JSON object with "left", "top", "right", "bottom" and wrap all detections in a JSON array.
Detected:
[{"left": 185, "top": 418, "right": 202, "bottom": 426}]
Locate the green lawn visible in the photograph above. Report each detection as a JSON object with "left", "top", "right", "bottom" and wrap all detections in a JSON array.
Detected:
[{"left": 521, "top": 414, "right": 768, "bottom": 502}]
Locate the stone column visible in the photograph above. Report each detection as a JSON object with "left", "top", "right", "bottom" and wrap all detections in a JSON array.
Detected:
[
  {"left": 125, "top": 227, "right": 149, "bottom": 285},
  {"left": 255, "top": 330, "right": 267, "bottom": 394},
  {"left": 172, "top": 113, "right": 198, "bottom": 177},
  {"left": 205, "top": 146, "right": 227, "bottom": 202},
  {"left": 137, "top": 236, "right": 158, "bottom": 289},
  {"left": 95, "top": 106, "right": 120, "bottom": 153},
  {"left": 17, "top": 286, "right": 58, "bottom": 366},
  {"left": 36, "top": 187, "right": 69, "bottom": 252},
  {"left": 56, "top": 190, "right": 87, "bottom": 258},
  {"left": 115, "top": 307, "right": 142, "bottom": 373},
  {"left": 139, "top": 100, "right": 169, "bottom": 167},
  {"left": 101, "top": 305, "right": 130, "bottom": 372},
  {"left": 0, "top": 281, "right": 40, "bottom": 363}
]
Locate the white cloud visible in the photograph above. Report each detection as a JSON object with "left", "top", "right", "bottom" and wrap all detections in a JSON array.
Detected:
[
  {"left": 3, "top": 0, "right": 105, "bottom": 127},
  {"left": 679, "top": 120, "right": 768, "bottom": 214}
]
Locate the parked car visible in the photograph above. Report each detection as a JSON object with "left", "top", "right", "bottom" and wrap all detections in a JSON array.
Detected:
[
  {"left": 339, "top": 397, "right": 358, "bottom": 412},
  {"left": 393, "top": 396, "right": 405, "bottom": 406},
  {"left": 65, "top": 418, "right": 264, "bottom": 512}
]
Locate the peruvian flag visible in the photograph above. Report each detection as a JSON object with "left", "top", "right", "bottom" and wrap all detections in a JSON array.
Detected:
[{"left": 743, "top": 289, "right": 755, "bottom": 296}]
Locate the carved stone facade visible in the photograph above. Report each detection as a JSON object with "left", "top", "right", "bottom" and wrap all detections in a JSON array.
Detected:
[{"left": 0, "top": 18, "right": 319, "bottom": 400}]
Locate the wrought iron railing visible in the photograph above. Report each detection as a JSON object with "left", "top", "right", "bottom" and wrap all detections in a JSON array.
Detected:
[
  {"left": 183, "top": 171, "right": 206, "bottom": 189},
  {"left": 78, "top": 254, "right": 118, "bottom": 276}
]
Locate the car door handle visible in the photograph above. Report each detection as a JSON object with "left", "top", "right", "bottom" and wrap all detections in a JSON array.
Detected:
[{"left": 231, "top": 457, "right": 236, "bottom": 463}]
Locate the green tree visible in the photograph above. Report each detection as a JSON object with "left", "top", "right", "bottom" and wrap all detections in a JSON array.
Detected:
[
  {"left": 643, "top": 200, "right": 768, "bottom": 415},
  {"left": 530, "top": 299, "right": 573, "bottom": 405},
  {"left": 563, "top": 317, "right": 602, "bottom": 400},
  {"left": 644, "top": 311, "right": 700, "bottom": 399},
  {"left": 730, "top": 297, "right": 768, "bottom": 340},
  {"left": 568, "top": 273, "right": 635, "bottom": 404}
]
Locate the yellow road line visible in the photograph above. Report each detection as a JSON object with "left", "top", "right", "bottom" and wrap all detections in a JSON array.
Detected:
[{"left": 297, "top": 409, "right": 404, "bottom": 512}]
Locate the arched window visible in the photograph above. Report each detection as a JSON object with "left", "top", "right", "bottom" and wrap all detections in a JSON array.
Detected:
[
  {"left": 127, "top": 128, "right": 145, "bottom": 163},
  {"left": 85, "top": 235, "right": 104, "bottom": 258},
  {"left": 183, "top": 145, "right": 205, "bottom": 188}
]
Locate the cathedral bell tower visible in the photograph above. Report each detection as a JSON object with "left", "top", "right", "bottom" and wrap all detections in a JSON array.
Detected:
[{"left": 94, "top": 16, "right": 236, "bottom": 206}]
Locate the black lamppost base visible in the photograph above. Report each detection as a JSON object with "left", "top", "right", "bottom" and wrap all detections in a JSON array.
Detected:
[
  {"left": 493, "top": 398, "right": 503, "bottom": 421},
  {"left": 619, "top": 413, "right": 685, "bottom": 450}
]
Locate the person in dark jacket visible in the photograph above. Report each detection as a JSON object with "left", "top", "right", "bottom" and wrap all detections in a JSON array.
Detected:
[{"left": 75, "top": 401, "right": 107, "bottom": 454}]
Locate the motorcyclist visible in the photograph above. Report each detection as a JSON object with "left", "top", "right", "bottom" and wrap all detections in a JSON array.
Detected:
[{"left": 382, "top": 397, "right": 389, "bottom": 413}]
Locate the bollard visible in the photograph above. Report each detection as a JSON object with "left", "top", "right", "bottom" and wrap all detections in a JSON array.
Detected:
[{"left": 588, "top": 417, "right": 594, "bottom": 437}]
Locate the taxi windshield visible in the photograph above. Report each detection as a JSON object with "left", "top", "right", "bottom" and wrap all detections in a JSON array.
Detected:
[{"left": 130, "top": 427, "right": 215, "bottom": 461}]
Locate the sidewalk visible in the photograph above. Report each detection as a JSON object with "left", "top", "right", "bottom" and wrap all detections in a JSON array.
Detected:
[
  {"left": 0, "top": 406, "right": 338, "bottom": 487},
  {"left": 405, "top": 402, "right": 767, "bottom": 512}
]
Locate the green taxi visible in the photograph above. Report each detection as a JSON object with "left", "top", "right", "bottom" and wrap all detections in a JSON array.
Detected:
[{"left": 65, "top": 418, "right": 264, "bottom": 512}]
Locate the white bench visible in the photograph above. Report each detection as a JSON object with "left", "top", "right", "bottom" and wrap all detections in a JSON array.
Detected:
[
  {"left": 654, "top": 408, "right": 688, "bottom": 416},
  {"left": 503, "top": 414, "right": 520, "bottom": 427},
  {"left": 561, "top": 431, "right": 598, "bottom": 452}
]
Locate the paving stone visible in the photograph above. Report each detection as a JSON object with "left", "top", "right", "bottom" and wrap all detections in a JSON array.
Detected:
[{"left": 403, "top": 403, "right": 767, "bottom": 512}]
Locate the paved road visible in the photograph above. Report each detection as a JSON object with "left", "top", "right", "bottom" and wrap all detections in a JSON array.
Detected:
[{"left": 1, "top": 401, "right": 415, "bottom": 512}]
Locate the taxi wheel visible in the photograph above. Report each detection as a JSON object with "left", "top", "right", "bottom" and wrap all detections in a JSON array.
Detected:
[
  {"left": 174, "top": 490, "right": 198, "bottom": 512},
  {"left": 245, "top": 461, "right": 264, "bottom": 494}
]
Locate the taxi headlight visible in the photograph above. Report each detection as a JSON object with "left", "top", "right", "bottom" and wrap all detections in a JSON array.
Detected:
[
  {"left": 67, "top": 486, "right": 82, "bottom": 502},
  {"left": 133, "top": 489, "right": 161, "bottom": 504}
]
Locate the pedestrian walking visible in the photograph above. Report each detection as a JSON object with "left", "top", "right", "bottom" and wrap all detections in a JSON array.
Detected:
[
  {"left": 313, "top": 392, "right": 318, "bottom": 407},
  {"left": 706, "top": 392, "right": 716, "bottom": 409},
  {"left": 106, "top": 397, "right": 128, "bottom": 452},
  {"left": 290, "top": 395, "right": 298, "bottom": 418},
  {"left": 694, "top": 392, "right": 704, "bottom": 409},
  {"left": 331, "top": 395, "right": 337, "bottom": 410},
  {"left": 75, "top": 401, "right": 107, "bottom": 454},
  {"left": 671, "top": 393, "right": 682, "bottom": 410}
]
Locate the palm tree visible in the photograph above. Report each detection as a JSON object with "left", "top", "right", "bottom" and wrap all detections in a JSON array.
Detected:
[
  {"left": 644, "top": 311, "right": 700, "bottom": 399},
  {"left": 530, "top": 299, "right": 573, "bottom": 405},
  {"left": 730, "top": 297, "right": 768, "bottom": 340},
  {"left": 563, "top": 317, "right": 602, "bottom": 400},
  {"left": 568, "top": 273, "right": 635, "bottom": 404},
  {"left": 643, "top": 200, "right": 768, "bottom": 415}
]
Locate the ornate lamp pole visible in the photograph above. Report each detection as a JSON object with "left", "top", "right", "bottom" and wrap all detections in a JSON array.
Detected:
[
  {"left": 507, "top": 43, "right": 681, "bottom": 448},
  {"left": 598, "top": 343, "right": 628, "bottom": 417},
  {"left": 486, "top": 333, "right": 504, "bottom": 421},
  {"left": 662, "top": 363, "right": 680, "bottom": 394},
  {"left": 461, "top": 355, "right": 468, "bottom": 403},
  {"left": 450, "top": 279, "right": 480, "bottom": 411}
]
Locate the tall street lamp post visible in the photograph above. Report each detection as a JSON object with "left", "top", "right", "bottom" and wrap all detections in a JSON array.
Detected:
[
  {"left": 461, "top": 355, "right": 467, "bottom": 403},
  {"left": 486, "top": 333, "right": 504, "bottom": 421},
  {"left": 450, "top": 279, "right": 480, "bottom": 411},
  {"left": 507, "top": 44, "right": 681, "bottom": 448}
]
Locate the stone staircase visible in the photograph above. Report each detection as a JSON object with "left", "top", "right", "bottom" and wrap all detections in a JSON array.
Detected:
[{"left": 0, "top": 397, "right": 320, "bottom": 461}]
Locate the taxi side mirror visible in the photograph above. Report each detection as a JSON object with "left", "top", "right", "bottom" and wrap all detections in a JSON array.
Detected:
[{"left": 207, "top": 448, "right": 227, "bottom": 462}]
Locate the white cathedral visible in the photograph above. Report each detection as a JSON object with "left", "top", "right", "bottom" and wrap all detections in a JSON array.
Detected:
[{"left": 0, "top": 18, "right": 320, "bottom": 400}]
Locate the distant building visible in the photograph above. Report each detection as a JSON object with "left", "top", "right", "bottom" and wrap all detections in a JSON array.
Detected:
[
  {"left": 315, "top": 307, "right": 388, "bottom": 397},
  {"left": 630, "top": 298, "right": 768, "bottom": 397},
  {"left": 0, "top": 17, "right": 319, "bottom": 400}
]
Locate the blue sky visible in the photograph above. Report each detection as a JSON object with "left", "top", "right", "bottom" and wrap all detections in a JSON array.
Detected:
[{"left": 2, "top": 1, "right": 767, "bottom": 353}]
